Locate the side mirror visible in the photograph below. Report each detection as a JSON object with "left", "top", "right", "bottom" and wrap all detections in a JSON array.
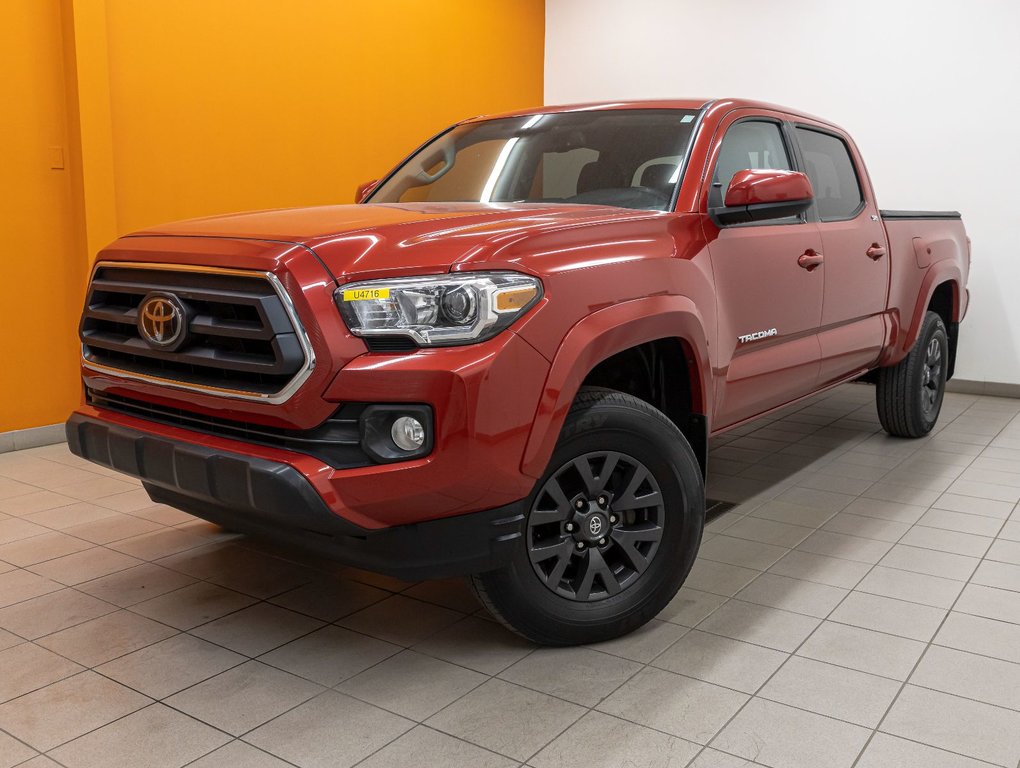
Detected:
[
  {"left": 355, "top": 179, "right": 380, "bottom": 203},
  {"left": 710, "top": 169, "right": 813, "bottom": 226}
]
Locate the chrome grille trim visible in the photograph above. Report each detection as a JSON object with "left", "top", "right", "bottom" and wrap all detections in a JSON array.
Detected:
[{"left": 81, "top": 261, "right": 316, "bottom": 404}]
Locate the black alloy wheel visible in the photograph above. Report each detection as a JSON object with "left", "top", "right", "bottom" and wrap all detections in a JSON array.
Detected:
[
  {"left": 920, "top": 336, "right": 944, "bottom": 421},
  {"left": 528, "top": 451, "right": 664, "bottom": 602},
  {"left": 470, "top": 387, "right": 704, "bottom": 646},
  {"left": 877, "top": 310, "right": 948, "bottom": 438}
]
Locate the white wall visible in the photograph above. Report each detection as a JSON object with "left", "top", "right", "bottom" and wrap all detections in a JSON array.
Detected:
[{"left": 546, "top": 0, "right": 1020, "bottom": 386}]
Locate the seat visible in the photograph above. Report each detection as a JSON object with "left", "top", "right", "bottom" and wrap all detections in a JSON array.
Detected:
[
  {"left": 639, "top": 163, "right": 676, "bottom": 193},
  {"left": 576, "top": 159, "right": 627, "bottom": 194}
]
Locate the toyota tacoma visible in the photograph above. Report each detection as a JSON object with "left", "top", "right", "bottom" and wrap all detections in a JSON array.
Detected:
[{"left": 67, "top": 99, "right": 970, "bottom": 644}]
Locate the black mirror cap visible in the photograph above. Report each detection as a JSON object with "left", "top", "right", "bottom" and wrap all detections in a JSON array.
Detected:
[{"left": 709, "top": 197, "right": 812, "bottom": 227}]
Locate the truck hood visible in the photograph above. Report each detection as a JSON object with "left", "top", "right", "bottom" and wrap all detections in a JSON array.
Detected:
[{"left": 133, "top": 202, "right": 667, "bottom": 281}]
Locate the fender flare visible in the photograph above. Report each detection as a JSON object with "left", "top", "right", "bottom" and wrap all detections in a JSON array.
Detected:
[
  {"left": 519, "top": 295, "right": 711, "bottom": 478},
  {"left": 885, "top": 263, "right": 962, "bottom": 366}
]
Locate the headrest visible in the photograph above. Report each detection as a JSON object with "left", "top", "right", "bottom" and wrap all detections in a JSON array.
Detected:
[
  {"left": 576, "top": 159, "right": 626, "bottom": 195},
  {"left": 640, "top": 163, "right": 676, "bottom": 189}
]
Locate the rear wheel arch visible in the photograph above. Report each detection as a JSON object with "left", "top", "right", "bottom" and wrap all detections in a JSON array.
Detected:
[
  {"left": 927, "top": 280, "right": 959, "bottom": 380},
  {"left": 887, "top": 266, "right": 962, "bottom": 373}
]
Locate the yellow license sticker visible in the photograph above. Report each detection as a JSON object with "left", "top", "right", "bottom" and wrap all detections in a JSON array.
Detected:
[{"left": 342, "top": 287, "right": 390, "bottom": 301}]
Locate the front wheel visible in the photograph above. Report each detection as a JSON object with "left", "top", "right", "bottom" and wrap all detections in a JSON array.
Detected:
[
  {"left": 876, "top": 310, "right": 948, "bottom": 438},
  {"left": 470, "top": 387, "right": 704, "bottom": 645}
]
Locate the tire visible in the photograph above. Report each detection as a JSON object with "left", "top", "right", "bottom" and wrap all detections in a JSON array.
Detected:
[
  {"left": 876, "top": 310, "right": 948, "bottom": 438},
  {"left": 470, "top": 387, "right": 705, "bottom": 645}
]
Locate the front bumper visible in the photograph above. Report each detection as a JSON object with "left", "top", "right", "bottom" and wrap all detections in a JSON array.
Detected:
[
  {"left": 66, "top": 413, "right": 526, "bottom": 580},
  {"left": 73, "top": 245, "right": 553, "bottom": 570}
]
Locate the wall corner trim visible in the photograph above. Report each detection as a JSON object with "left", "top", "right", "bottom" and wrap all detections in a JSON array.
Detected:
[{"left": 63, "top": 0, "right": 118, "bottom": 266}]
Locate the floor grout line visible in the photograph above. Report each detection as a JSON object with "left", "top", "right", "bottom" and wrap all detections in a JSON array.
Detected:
[
  {"left": 671, "top": 390, "right": 917, "bottom": 765},
  {"left": 683, "top": 390, "right": 1015, "bottom": 767},
  {"left": 847, "top": 394, "right": 1018, "bottom": 768},
  {"left": 3, "top": 387, "right": 1020, "bottom": 767}
]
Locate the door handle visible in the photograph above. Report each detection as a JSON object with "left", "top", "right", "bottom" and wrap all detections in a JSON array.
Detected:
[
  {"left": 798, "top": 249, "right": 824, "bottom": 271},
  {"left": 866, "top": 243, "right": 887, "bottom": 260}
]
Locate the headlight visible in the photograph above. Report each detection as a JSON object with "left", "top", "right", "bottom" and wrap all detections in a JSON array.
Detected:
[{"left": 335, "top": 272, "right": 542, "bottom": 347}]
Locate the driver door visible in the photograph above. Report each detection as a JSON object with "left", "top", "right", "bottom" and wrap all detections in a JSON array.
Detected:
[{"left": 705, "top": 113, "right": 825, "bottom": 428}]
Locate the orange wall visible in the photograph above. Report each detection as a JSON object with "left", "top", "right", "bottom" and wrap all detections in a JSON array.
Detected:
[
  {"left": 105, "top": 0, "right": 546, "bottom": 233},
  {"left": 0, "top": 0, "right": 86, "bottom": 432},
  {"left": 1, "top": 0, "right": 544, "bottom": 433}
]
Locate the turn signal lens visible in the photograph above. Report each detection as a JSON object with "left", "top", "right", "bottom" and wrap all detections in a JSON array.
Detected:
[{"left": 495, "top": 286, "right": 539, "bottom": 312}]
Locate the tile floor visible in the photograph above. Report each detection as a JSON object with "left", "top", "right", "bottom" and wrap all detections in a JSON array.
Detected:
[{"left": 1, "top": 383, "right": 1020, "bottom": 767}]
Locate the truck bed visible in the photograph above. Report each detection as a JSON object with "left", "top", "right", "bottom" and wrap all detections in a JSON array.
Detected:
[{"left": 880, "top": 210, "right": 962, "bottom": 220}]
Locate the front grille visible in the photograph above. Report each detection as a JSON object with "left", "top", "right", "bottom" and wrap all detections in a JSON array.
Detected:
[
  {"left": 81, "top": 264, "right": 311, "bottom": 399},
  {"left": 87, "top": 389, "right": 374, "bottom": 469}
]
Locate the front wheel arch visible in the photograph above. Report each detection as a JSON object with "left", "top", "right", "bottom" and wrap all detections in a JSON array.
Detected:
[{"left": 520, "top": 296, "right": 712, "bottom": 480}]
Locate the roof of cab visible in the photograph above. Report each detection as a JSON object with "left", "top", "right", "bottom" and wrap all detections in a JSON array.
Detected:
[
  {"left": 463, "top": 99, "right": 712, "bottom": 122},
  {"left": 464, "top": 98, "right": 839, "bottom": 131}
]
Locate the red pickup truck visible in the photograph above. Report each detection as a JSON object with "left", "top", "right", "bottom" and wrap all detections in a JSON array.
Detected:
[{"left": 67, "top": 99, "right": 969, "bottom": 644}]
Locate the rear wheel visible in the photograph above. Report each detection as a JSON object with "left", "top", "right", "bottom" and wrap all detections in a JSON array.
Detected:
[
  {"left": 470, "top": 387, "right": 704, "bottom": 645},
  {"left": 876, "top": 310, "right": 948, "bottom": 438}
]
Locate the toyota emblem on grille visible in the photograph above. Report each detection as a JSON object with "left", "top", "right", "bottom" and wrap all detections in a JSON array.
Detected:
[{"left": 137, "top": 293, "right": 187, "bottom": 349}]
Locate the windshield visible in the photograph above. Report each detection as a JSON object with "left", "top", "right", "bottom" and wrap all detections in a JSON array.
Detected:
[{"left": 368, "top": 109, "right": 701, "bottom": 212}]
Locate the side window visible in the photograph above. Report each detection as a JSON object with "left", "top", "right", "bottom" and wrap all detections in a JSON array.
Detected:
[
  {"left": 711, "top": 120, "right": 791, "bottom": 208},
  {"left": 794, "top": 127, "right": 863, "bottom": 221}
]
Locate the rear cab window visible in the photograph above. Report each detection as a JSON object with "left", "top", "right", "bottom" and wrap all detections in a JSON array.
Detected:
[{"left": 794, "top": 127, "right": 864, "bottom": 221}]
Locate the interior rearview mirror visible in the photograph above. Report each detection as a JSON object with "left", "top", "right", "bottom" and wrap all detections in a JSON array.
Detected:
[
  {"left": 710, "top": 169, "right": 813, "bottom": 226},
  {"left": 356, "top": 179, "right": 380, "bottom": 203}
]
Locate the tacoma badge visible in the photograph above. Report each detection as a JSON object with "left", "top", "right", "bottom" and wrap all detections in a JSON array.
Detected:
[{"left": 738, "top": 328, "right": 778, "bottom": 344}]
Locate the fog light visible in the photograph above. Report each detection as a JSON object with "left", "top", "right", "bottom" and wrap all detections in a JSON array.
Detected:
[
  {"left": 360, "top": 404, "right": 432, "bottom": 463},
  {"left": 391, "top": 416, "right": 425, "bottom": 451}
]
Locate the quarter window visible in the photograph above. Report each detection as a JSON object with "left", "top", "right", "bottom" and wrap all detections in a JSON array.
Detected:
[{"left": 795, "top": 127, "right": 863, "bottom": 221}]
